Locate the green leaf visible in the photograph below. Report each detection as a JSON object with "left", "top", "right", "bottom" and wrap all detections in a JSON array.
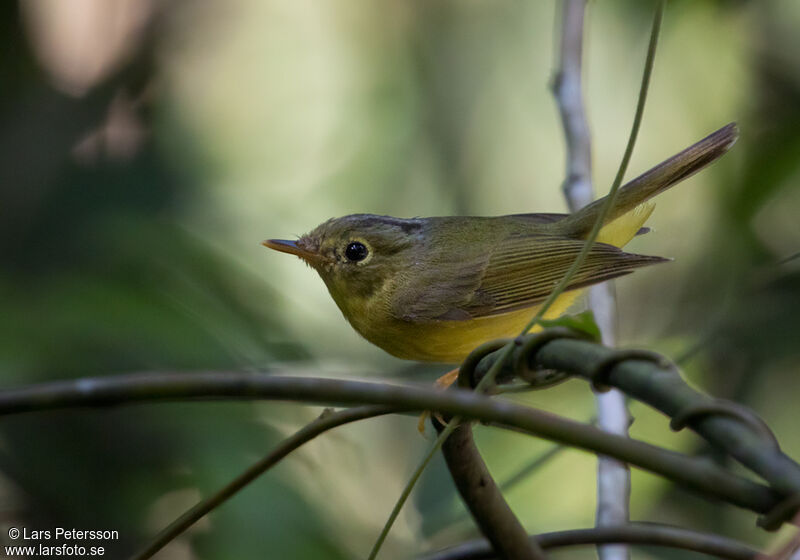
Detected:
[{"left": 537, "top": 310, "right": 602, "bottom": 342}]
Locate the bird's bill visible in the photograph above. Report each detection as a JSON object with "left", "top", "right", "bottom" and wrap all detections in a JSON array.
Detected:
[{"left": 262, "top": 239, "right": 324, "bottom": 264}]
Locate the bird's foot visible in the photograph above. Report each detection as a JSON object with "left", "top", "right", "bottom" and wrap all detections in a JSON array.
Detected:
[{"left": 417, "top": 368, "right": 460, "bottom": 434}]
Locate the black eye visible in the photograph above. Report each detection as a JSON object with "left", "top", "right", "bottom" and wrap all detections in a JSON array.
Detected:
[{"left": 344, "top": 241, "right": 368, "bottom": 262}]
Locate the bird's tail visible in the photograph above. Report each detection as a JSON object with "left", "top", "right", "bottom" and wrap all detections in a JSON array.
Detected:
[{"left": 556, "top": 122, "right": 739, "bottom": 239}]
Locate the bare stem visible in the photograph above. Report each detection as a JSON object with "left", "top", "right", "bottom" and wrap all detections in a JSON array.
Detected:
[
  {"left": 553, "top": 0, "right": 593, "bottom": 214},
  {"left": 367, "top": 419, "right": 454, "bottom": 560},
  {"left": 417, "top": 523, "right": 761, "bottom": 560},
  {"left": 130, "top": 405, "right": 398, "bottom": 560},
  {"left": 551, "top": 1, "right": 638, "bottom": 558},
  {"left": 436, "top": 417, "right": 546, "bottom": 559}
]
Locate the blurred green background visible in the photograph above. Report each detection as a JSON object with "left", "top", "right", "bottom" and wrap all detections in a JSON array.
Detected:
[{"left": 1, "top": 0, "right": 799, "bottom": 558}]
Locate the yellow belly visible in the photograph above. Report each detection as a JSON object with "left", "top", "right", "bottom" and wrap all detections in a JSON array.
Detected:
[{"left": 372, "top": 290, "right": 583, "bottom": 363}]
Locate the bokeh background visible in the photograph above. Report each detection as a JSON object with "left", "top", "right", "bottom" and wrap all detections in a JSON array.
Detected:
[{"left": 1, "top": 0, "right": 799, "bottom": 558}]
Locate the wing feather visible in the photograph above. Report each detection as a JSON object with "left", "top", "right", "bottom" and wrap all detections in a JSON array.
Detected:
[
  {"left": 395, "top": 234, "right": 666, "bottom": 322},
  {"left": 465, "top": 235, "right": 666, "bottom": 316}
]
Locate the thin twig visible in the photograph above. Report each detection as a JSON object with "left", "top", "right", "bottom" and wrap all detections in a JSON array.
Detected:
[
  {"left": 367, "top": 424, "right": 452, "bottom": 560},
  {"left": 417, "top": 523, "right": 761, "bottom": 560},
  {"left": 500, "top": 444, "right": 566, "bottom": 494},
  {"left": 130, "top": 405, "right": 399, "bottom": 560},
  {"left": 515, "top": 0, "right": 664, "bottom": 341}
]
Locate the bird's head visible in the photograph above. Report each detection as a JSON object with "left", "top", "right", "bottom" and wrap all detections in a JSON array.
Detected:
[{"left": 264, "top": 214, "right": 424, "bottom": 304}]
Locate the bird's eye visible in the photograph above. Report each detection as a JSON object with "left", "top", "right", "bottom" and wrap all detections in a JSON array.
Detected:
[{"left": 344, "top": 241, "right": 368, "bottom": 262}]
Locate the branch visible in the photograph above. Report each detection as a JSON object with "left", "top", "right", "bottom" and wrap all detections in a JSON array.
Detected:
[
  {"left": 551, "top": 2, "right": 630, "bottom": 559},
  {"left": 472, "top": 334, "right": 800, "bottom": 527},
  {"left": 0, "top": 370, "right": 782, "bottom": 517},
  {"left": 417, "top": 523, "right": 761, "bottom": 560},
  {"left": 428, "top": 442, "right": 567, "bottom": 536},
  {"left": 435, "top": 417, "right": 546, "bottom": 559},
  {"left": 553, "top": 0, "right": 593, "bottom": 214}
]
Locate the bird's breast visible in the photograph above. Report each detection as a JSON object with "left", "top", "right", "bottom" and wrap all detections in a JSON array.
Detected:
[{"left": 353, "top": 290, "right": 584, "bottom": 364}]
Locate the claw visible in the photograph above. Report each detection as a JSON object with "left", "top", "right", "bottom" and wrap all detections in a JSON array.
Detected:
[{"left": 417, "top": 368, "right": 460, "bottom": 434}]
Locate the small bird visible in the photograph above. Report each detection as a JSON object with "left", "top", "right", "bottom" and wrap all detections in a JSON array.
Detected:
[{"left": 265, "top": 124, "right": 737, "bottom": 367}]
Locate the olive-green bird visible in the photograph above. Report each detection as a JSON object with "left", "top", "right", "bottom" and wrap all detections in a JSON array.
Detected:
[{"left": 265, "top": 124, "right": 737, "bottom": 365}]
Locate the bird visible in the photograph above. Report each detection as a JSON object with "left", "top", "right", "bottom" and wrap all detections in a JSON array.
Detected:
[{"left": 264, "top": 123, "right": 737, "bottom": 372}]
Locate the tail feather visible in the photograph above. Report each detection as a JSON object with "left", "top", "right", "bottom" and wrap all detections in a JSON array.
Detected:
[
  {"left": 596, "top": 202, "right": 655, "bottom": 248},
  {"left": 557, "top": 123, "right": 739, "bottom": 238}
]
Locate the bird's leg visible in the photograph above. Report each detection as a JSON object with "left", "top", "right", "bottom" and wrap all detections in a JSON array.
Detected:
[{"left": 417, "top": 368, "right": 460, "bottom": 433}]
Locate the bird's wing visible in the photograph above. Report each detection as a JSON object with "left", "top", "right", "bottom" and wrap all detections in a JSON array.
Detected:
[
  {"left": 395, "top": 234, "right": 667, "bottom": 322},
  {"left": 509, "top": 213, "right": 650, "bottom": 235},
  {"left": 506, "top": 212, "right": 569, "bottom": 225}
]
